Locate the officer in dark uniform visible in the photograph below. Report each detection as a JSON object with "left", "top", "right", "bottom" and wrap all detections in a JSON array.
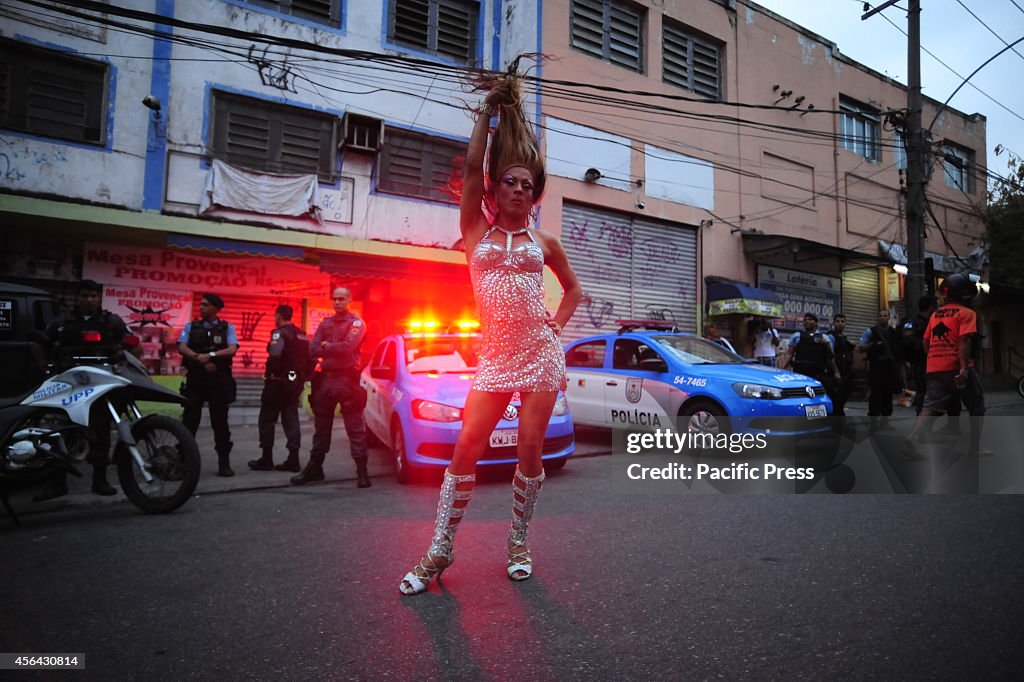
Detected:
[
  {"left": 827, "top": 313, "right": 856, "bottom": 416},
  {"left": 857, "top": 310, "right": 902, "bottom": 430},
  {"left": 249, "top": 305, "right": 309, "bottom": 473},
  {"left": 291, "top": 286, "right": 371, "bottom": 489},
  {"left": 33, "top": 279, "right": 141, "bottom": 502},
  {"left": 178, "top": 293, "right": 238, "bottom": 477},
  {"left": 781, "top": 312, "right": 841, "bottom": 395}
]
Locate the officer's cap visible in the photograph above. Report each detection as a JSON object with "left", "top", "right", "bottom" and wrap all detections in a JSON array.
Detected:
[{"left": 202, "top": 293, "right": 225, "bottom": 309}]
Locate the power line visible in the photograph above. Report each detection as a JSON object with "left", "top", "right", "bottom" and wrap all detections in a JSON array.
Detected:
[{"left": 954, "top": 0, "right": 1024, "bottom": 63}]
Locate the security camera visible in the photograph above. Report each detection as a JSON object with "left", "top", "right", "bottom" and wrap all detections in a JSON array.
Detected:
[
  {"left": 636, "top": 200, "right": 646, "bottom": 210},
  {"left": 142, "top": 95, "right": 161, "bottom": 111}
]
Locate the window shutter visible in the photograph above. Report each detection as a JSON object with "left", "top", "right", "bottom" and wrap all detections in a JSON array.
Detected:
[
  {"left": 213, "top": 92, "right": 335, "bottom": 180},
  {"left": 663, "top": 22, "right": 720, "bottom": 99},
  {"left": 291, "top": 0, "right": 339, "bottom": 23},
  {"left": 392, "top": 0, "right": 430, "bottom": 49},
  {"left": 607, "top": 2, "right": 642, "bottom": 71},
  {"left": 570, "top": 0, "right": 605, "bottom": 59},
  {"left": 437, "top": 0, "right": 476, "bottom": 63}
]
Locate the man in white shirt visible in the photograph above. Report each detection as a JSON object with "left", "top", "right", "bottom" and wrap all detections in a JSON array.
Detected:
[{"left": 752, "top": 318, "right": 780, "bottom": 366}]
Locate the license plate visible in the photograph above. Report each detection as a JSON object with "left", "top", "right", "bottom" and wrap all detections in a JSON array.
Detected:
[
  {"left": 489, "top": 429, "right": 518, "bottom": 448},
  {"left": 805, "top": 404, "right": 827, "bottom": 419}
]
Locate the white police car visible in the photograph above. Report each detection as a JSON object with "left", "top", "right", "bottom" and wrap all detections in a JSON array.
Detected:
[
  {"left": 361, "top": 323, "right": 575, "bottom": 483},
  {"left": 563, "top": 321, "right": 832, "bottom": 436}
]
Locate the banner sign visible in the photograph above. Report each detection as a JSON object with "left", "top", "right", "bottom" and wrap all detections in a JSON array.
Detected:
[
  {"left": 102, "top": 285, "right": 193, "bottom": 333},
  {"left": 83, "top": 242, "right": 329, "bottom": 298},
  {"left": 757, "top": 265, "right": 841, "bottom": 331}
]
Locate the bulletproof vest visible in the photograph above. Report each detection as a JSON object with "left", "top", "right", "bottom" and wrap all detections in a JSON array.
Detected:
[
  {"left": 792, "top": 333, "right": 829, "bottom": 378},
  {"left": 829, "top": 332, "right": 853, "bottom": 371},
  {"left": 184, "top": 318, "right": 232, "bottom": 372},
  {"left": 266, "top": 323, "right": 310, "bottom": 379},
  {"left": 867, "top": 326, "right": 897, "bottom": 363}
]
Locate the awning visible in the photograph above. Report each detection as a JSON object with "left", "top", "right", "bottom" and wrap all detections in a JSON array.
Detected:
[
  {"left": 319, "top": 252, "right": 469, "bottom": 286},
  {"left": 167, "top": 234, "right": 305, "bottom": 261},
  {"left": 707, "top": 282, "right": 783, "bottom": 317}
]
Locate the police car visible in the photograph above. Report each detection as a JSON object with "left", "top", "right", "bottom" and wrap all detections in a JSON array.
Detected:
[
  {"left": 360, "top": 322, "right": 575, "bottom": 483},
  {"left": 563, "top": 321, "right": 832, "bottom": 436}
]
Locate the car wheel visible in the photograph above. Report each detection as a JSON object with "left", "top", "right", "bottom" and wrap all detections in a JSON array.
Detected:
[
  {"left": 681, "top": 400, "right": 731, "bottom": 435},
  {"left": 392, "top": 421, "right": 411, "bottom": 485},
  {"left": 546, "top": 458, "right": 567, "bottom": 471}
]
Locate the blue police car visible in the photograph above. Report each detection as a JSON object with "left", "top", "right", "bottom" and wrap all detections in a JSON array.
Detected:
[
  {"left": 562, "top": 321, "right": 832, "bottom": 436},
  {"left": 361, "top": 327, "right": 575, "bottom": 483}
]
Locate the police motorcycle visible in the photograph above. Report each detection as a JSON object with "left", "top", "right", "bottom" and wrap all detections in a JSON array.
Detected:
[{"left": 0, "top": 332, "right": 201, "bottom": 524}]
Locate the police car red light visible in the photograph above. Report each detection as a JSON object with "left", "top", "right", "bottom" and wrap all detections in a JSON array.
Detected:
[{"left": 80, "top": 331, "right": 103, "bottom": 343}]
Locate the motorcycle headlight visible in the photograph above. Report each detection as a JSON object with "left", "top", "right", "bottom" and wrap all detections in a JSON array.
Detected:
[
  {"left": 552, "top": 393, "right": 569, "bottom": 416},
  {"left": 411, "top": 399, "right": 462, "bottom": 422},
  {"left": 732, "top": 383, "right": 783, "bottom": 400}
]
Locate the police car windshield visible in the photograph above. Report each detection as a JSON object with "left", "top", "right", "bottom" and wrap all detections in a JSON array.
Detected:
[
  {"left": 652, "top": 335, "right": 743, "bottom": 365},
  {"left": 405, "top": 336, "right": 480, "bottom": 374}
]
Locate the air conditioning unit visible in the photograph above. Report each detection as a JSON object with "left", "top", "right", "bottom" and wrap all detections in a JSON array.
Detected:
[{"left": 342, "top": 113, "right": 384, "bottom": 153}]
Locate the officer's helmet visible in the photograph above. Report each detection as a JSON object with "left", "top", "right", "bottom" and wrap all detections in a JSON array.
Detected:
[{"left": 938, "top": 273, "right": 975, "bottom": 305}]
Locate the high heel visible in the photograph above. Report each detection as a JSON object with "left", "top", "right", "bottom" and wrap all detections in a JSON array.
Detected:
[
  {"left": 507, "top": 466, "right": 545, "bottom": 581},
  {"left": 399, "top": 469, "right": 475, "bottom": 595}
]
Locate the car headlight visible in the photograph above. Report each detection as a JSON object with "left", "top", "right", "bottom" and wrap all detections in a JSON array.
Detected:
[
  {"left": 552, "top": 393, "right": 569, "bottom": 416},
  {"left": 732, "top": 383, "right": 783, "bottom": 400},
  {"left": 412, "top": 399, "right": 462, "bottom": 422}
]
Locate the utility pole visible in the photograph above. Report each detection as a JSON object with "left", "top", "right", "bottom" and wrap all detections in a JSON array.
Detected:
[{"left": 863, "top": 0, "right": 926, "bottom": 315}]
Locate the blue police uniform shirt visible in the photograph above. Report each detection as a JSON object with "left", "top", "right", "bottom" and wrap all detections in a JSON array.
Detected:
[
  {"left": 789, "top": 331, "right": 835, "bottom": 351},
  {"left": 179, "top": 320, "right": 239, "bottom": 346}
]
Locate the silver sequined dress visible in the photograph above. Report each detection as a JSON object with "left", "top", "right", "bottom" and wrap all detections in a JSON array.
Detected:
[{"left": 470, "top": 226, "right": 566, "bottom": 392}]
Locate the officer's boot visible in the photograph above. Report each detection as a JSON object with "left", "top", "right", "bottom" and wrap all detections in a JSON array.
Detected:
[
  {"left": 91, "top": 464, "right": 117, "bottom": 496},
  {"left": 290, "top": 453, "right": 325, "bottom": 485},
  {"left": 275, "top": 449, "right": 301, "bottom": 473},
  {"left": 356, "top": 459, "right": 372, "bottom": 489},
  {"left": 248, "top": 448, "right": 275, "bottom": 471},
  {"left": 217, "top": 443, "right": 234, "bottom": 477}
]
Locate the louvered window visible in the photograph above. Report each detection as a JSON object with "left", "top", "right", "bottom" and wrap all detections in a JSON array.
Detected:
[
  {"left": 662, "top": 20, "right": 722, "bottom": 99},
  {"left": 211, "top": 91, "right": 337, "bottom": 181},
  {"left": 379, "top": 129, "right": 462, "bottom": 204},
  {"left": 570, "top": 0, "right": 644, "bottom": 73},
  {"left": 0, "top": 38, "right": 107, "bottom": 145},
  {"left": 246, "top": 0, "right": 342, "bottom": 26},
  {"left": 387, "top": 0, "right": 479, "bottom": 64}
]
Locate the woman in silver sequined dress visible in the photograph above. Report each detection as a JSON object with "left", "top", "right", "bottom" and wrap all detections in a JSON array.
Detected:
[{"left": 399, "top": 72, "right": 582, "bottom": 595}]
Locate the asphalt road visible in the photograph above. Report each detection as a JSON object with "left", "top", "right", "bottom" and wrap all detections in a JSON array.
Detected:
[{"left": 3, "top": 451, "right": 1023, "bottom": 681}]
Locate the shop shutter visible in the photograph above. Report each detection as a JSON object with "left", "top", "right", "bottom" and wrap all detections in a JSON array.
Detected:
[
  {"left": 561, "top": 202, "right": 697, "bottom": 341},
  {"left": 841, "top": 267, "right": 881, "bottom": 341},
  {"left": 631, "top": 216, "right": 698, "bottom": 334}
]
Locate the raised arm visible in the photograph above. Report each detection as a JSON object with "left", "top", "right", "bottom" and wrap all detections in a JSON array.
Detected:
[{"left": 460, "top": 109, "right": 491, "bottom": 249}]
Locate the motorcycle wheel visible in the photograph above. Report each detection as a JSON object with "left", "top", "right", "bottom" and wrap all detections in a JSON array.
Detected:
[{"left": 117, "top": 415, "right": 200, "bottom": 514}]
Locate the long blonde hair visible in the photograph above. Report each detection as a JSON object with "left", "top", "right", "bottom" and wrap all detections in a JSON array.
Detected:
[{"left": 471, "top": 65, "right": 546, "bottom": 205}]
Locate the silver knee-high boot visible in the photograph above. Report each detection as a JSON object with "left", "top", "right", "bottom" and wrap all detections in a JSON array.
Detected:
[
  {"left": 399, "top": 469, "right": 476, "bottom": 595},
  {"left": 507, "top": 466, "right": 545, "bottom": 581}
]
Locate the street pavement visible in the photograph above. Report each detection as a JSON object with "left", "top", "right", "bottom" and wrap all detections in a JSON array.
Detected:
[
  {"left": 7, "top": 389, "right": 1023, "bottom": 516},
  {"left": 2, "top": 451, "right": 1022, "bottom": 680}
]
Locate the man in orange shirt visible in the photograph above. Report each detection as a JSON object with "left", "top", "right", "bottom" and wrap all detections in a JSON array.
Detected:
[{"left": 904, "top": 273, "right": 992, "bottom": 459}]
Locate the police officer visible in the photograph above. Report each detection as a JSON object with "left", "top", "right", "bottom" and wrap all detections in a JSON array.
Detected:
[
  {"left": 33, "top": 279, "right": 140, "bottom": 501},
  {"left": 249, "top": 305, "right": 309, "bottom": 473},
  {"left": 857, "top": 310, "right": 901, "bottom": 430},
  {"left": 781, "top": 312, "right": 841, "bottom": 394},
  {"left": 827, "top": 313, "right": 856, "bottom": 416},
  {"left": 291, "top": 287, "right": 371, "bottom": 489},
  {"left": 178, "top": 293, "right": 238, "bottom": 477}
]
